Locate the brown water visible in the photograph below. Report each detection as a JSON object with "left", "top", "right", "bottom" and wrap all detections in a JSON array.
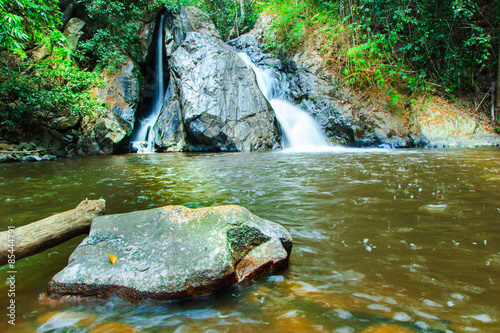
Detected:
[{"left": 1, "top": 148, "right": 499, "bottom": 332}]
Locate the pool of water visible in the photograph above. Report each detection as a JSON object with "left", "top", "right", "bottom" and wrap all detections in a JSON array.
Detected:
[{"left": 1, "top": 148, "right": 499, "bottom": 332}]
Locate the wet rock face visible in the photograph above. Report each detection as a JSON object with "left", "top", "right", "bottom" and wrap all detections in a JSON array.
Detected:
[
  {"left": 229, "top": 15, "right": 500, "bottom": 148},
  {"left": 48, "top": 205, "right": 292, "bottom": 301},
  {"left": 228, "top": 23, "right": 357, "bottom": 147},
  {"left": 155, "top": 7, "right": 280, "bottom": 151},
  {"left": 153, "top": 81, "right": 186, "bottom": 151}
]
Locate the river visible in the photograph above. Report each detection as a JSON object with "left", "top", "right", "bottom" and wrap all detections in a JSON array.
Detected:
[{"left": 1, "top": 148, "right": 499, "bottom": 332}]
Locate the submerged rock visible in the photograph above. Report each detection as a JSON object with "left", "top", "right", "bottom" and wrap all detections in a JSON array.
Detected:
[{"left": 48, "top": 205, "right": 292, "bottom": 301}]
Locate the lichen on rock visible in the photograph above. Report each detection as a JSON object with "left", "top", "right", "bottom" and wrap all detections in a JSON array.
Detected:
[{"left": 47, "top": 205, "right": 292, "bottom": 301}]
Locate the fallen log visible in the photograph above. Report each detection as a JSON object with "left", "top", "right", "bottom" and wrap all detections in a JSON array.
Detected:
[{"left": 0, "top": 199, "right": 105, "bottom": 266}]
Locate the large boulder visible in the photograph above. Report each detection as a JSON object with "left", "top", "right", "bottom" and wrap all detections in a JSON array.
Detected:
[
  {"left": 155, "top": 7, "right": 280, "bottom": 151},
  {"left": 47, "top": 205, "right": 292, "bottom": 301},
  {"left": 409, "top": 97, "right": 500, "bottom": 147},
  {"left": 77, "top": 58, "right": 140, "bottom": 155},
  {"left": 77, "top": 112, "right": 131, "bottom": 155}
]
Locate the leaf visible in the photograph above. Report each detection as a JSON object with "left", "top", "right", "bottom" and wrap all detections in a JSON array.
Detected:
[{"left": 109, "top": 254, "right": 117, "bottom": 264}]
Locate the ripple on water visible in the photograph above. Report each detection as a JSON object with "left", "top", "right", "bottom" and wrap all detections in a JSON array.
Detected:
[
  {"left": 463, "top": 314, "right": 494, "bottom": 323},
  {"left": 36, "top": 312, "right": 96, "bottom": 332},
  {"left": 419, "top": 203, "right": 448, "bottom": 213},
  {"left": 1, "top": 149, "right": 499, "bottom": 333},
  {"left": 289, "top": 227, "right": 329, "bottom": 241}
]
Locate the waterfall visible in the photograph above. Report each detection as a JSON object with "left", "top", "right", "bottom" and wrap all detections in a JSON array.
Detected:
[
  {"left": 131, "top": 15, "right": 165, "bottom": 153},
  {"left": 238, "top": 53, "right": 333, "bottom": 152}
]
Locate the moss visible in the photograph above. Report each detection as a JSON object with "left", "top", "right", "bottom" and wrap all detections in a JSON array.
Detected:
[{"left": 227, "top": 225, "right": 270, "bottom": 261}]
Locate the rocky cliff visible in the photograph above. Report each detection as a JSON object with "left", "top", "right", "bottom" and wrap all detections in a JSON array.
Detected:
[
  {"left": 2, "top": 6, "right": 498, "bottom": 163},
  {"left": 229, "top": 15, "right": 500, "bottom": 148},
  {"left": 152, "top": 7, "right": 280, "bottom": 152}
]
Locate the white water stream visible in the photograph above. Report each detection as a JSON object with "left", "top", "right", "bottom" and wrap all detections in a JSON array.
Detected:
[
  {"left": 238, "top": 53, "right": 334, "bottom": 152},
  {"left": 131, "top": 15, "right": 165, "bottom": 153}
]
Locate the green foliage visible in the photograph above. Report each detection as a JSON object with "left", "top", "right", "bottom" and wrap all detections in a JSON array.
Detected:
[
  {"left": 75, "top": 0, "right": 145, "bottom": 71},
  {"left": 259, "top": 0, "right": 497, "bottom": 109},
  {"left": 262, "top": 0, "right": 309, "bottom": 56},
  {"left": 350, "top": 0, "right": 493, "bottom": 93},
  {"left": 201, "top": 0, "right": 257, "bottom": 40},
  {"left": 162, "top": 0, "right": 258, "bottom": 40},
  {"left": 0, "top": 0, "right": 105, "bottom": 135},
  {"left": 0, "top": 0, "right": 62, "bottom": 57},
  {"left": 0, "top": 53, "right": 105, "bottom": 133},
  {"left": 75, "top": 0, "right": 258, "bottom": 70}
]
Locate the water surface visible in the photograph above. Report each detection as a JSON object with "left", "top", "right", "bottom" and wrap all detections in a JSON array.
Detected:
[{"left": 1, "top": 148, "right": 499, "bottom": 332}]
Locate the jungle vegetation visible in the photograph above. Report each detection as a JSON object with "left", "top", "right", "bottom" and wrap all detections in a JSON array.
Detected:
[{"left": 1, "top": 0, "right": 499, "bottom": 138}]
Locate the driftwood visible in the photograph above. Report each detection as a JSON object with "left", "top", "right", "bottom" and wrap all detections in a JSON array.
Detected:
[{"left": 0, "top": 199, "right": 105, "bottom": 266}]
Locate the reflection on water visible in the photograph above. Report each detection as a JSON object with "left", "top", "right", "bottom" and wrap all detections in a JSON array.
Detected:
[{"left": 0, "top": 148, "right": 499, "bottom": 332}]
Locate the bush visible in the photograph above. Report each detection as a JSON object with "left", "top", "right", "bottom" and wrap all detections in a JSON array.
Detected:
[
  {"left": 0, "top": 55, "right": 105, "bottom": 135},
  {"left": 0, "top": 0, "right": 105, "bottom": 137},
  {"left": 74, "top": 0, "right": 144, "bottom": 71},
  {"left": 259, "top": 0, "right": 497, "bottom": 109}
]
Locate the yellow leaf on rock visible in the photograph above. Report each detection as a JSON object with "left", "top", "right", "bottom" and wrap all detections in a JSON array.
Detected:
[{"left": 109, "top": 254, "right": 117, "bottom": 264}]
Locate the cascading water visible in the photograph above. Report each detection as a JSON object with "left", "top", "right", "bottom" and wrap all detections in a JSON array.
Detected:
[
  {"left": 238, "top": 53, "right": 333, "bottom": 152},
  {"left": 131, "top": 15, "right": 165, "bottom": 153}
]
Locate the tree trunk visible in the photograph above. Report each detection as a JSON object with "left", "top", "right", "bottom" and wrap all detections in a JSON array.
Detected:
[
  {"left": 0, "top": 199, "right": 105, "bottom": 266},
  {"left": 240, "top": 0, "right": 245, "bottom": 20},
  {"left": 492, "top": 81, "right": 496, "bottom": 125},
  {"left": 495, "top": 48, "right": 500, "bottom": 124},
  {"left": 495, "top": 6, "right": 500, "bottom": 125}
]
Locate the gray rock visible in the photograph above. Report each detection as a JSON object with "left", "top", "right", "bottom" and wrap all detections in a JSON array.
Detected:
[
  {"left": 77, "top": 113, "right": 131, "bottom": 155},
  {"left": 409, "top": 97, "right": 500, "bottom": 148},
  {"left": 78, "top": 57, "right": 140, "bottom": 155},
  {"left": 21, "top": 155, "right": 42, "bottom": 163},
  {"left": 93, "top": 58, "right": 140, "bottom": 127},
  {"left": 40, "top": 155, "right": 58, "bottom": 162},
  {"left": 138, "top": 21, "right": 156, "bottom": 64},
  {"left": 50, "top": 115, "right": 80, "bottom": 131},
  {"left": 63, "top": 18, "right": 85, "bottom": 51},
  {"left": 48, "top": 205, "right": 292, "bottom": 301},
  {"left": 164, "top": 6, "right": 220, "bottom": 58},
  {"left": 153, "top": 81, "right": 187, "bottom": 151},
  {"left": 0, "top": 154, "right": 8, "bottom": 163},
  {"left": 156, "top": 7, "right": 280, "bottom": 151}
]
